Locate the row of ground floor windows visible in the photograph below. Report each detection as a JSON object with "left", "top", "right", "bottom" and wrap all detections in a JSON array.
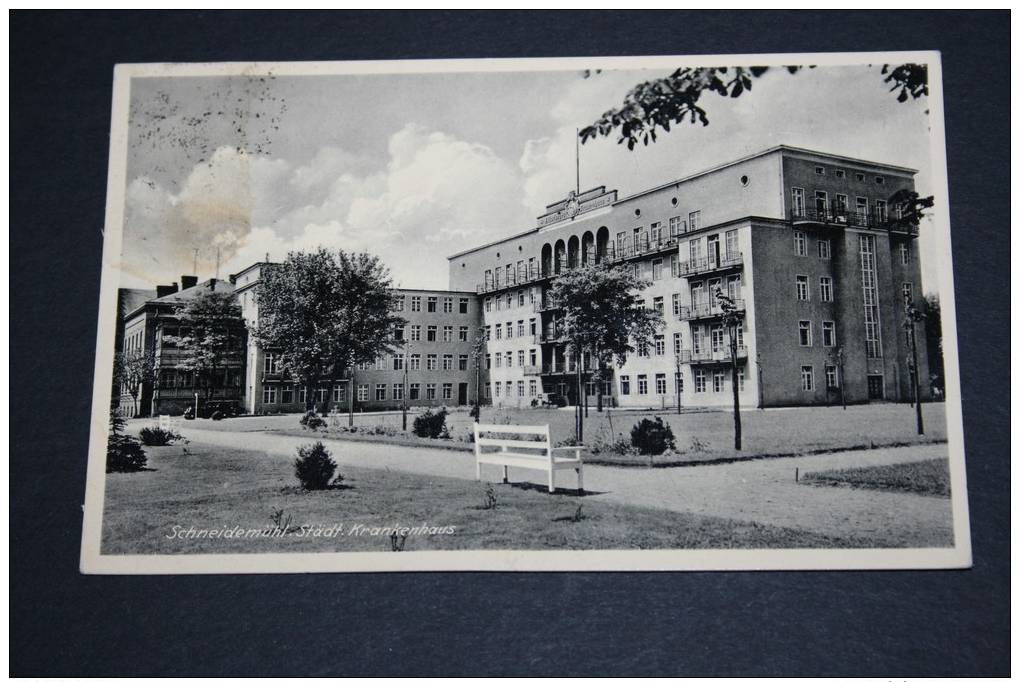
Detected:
[{"left": 261, "top": 382, "right": 467, "bottom": 404}]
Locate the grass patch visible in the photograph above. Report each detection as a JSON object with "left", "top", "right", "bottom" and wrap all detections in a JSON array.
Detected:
[
  {"left": 100, "top": 441, "right": 894, "bottom": 554},
  {"left": 801, "top": 458, "right": 951, "bottom": 497}
]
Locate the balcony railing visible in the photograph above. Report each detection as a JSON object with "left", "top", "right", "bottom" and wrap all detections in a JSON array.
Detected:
[
  {"left": 791, "top": 207, "right": 919, "bottom": 235},
  {"left": 477, "top": 265, "right": 546, "bottom": 295},
  {"left": 522, "top": 364, "right": 543, "bottom": 376},
  {"left": 677, "top": 252, "right": 743, "bottom": 277},
  {"left": 684, "top": 298, "right": 746, "bottom": 320},
  {"left": 679, "top": 346, "right": 748, "bottom": 364}
]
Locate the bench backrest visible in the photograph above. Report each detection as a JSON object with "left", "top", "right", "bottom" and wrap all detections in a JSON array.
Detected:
[{"left": 474, "top": 423, "right": 551, "bottom": 453}]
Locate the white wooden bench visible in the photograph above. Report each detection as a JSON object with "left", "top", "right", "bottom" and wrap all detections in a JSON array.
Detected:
[
  {"left": 473, "top": 423, "right": 584, "bottom": 493},
  {"left": 157, "top": 415, "right": 180, "bottom": 431}
]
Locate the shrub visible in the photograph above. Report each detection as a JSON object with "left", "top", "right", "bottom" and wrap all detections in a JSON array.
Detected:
[
  {"left": 293, "top": 441, "right": 341, "bottom": 490},
  {"left": 413, "top": 408, "right": 448, "bottom": 439},
  {"left": 630, "top": 417, "right": 676, "bottom": 456},
  {"left": 106, "top": 411, "right": 147, "bottom": 473},
  {"left": 469, "top": 403, "right": 480, "bottom": 420},
  {"left": 300, "top": 410, "right": 327, "bottom": 431},
  {"left": 138, "top": 426, "right": 179, "bottom": 446}
]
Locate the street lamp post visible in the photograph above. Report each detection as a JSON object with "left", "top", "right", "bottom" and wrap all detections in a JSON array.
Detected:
[{"left": 716, "top": 288, "right": 742, "bottom": 451}]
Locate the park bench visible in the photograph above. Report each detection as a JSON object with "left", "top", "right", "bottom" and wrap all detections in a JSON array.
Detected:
[
  {"left": 473, "top": 423, "right": 584, "bottom": 493},
  {"left": 157, "top": 415, "right": 180, "bottom": 431}
]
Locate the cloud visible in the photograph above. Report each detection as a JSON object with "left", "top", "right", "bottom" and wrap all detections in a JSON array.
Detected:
[{"left": 122, "top": 124, "right": 533, "bottom": 290}]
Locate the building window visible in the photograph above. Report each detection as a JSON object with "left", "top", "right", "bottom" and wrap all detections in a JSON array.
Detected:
[
  {"left": 409, "top": 354, "right": 421, "bottom": 370},
  {"left": 458, "top": 326, "right": 469, "bottom": 342},
  {"left": 651, "top": 258, "right": 663, "bottom": 281},
  {"left": 440, "top": 326, "right": 451, "bottom": 342},
  {"left": 280, "top": 385, "right": 294, "bottom": 404},
  {"left": 694, "top": 369, "right": 707, "bottom": 393},
  {"left": 494, "top": 325, "right": 502, "bottom": 340},
  {"left": 725, "top": 229, "right": 739, "bottom": 259},
  {"left": 669, "top": 215, "right": 685, "bottom": 236},
  {"left": 442, "top": 354, "right": 453, "bottom": 371},
  {"left": 818, "top": 239, "right": 831, "bottom": 259},
  {"left": 263, "top": 352, "right": 280, "bottom": 374},
  {"left": 688, "top": 210, "right": 701, "bottom": 231},
  {"left": 331, "top": 383, "right": 344, "bottom": 403},
  {"left": 506, "top": 351, "right": 514, "bottom": 368},
  {"left": 459, "top": 354, "right": 469, "bottom": 371},
  {"left": 814, "top": 165, "right": 825, "bottom": 175},
  {"left": 653, "top": 296, "right": 664, "bottom": 317},
  {"left": 855, "top": 196, "right": 869, "bottom": 220},
  {"left": 671, "top": 293, "right": 682, "bottom": 317},
  {"left": 799, "top": 320, "right": 813, "bottom": 346},
  {"left": 505, "top": 321, "right": 513, "bottom": 339},
  {"left": 443, "top": 297, "right": 453, "bottom": 313},
  {"left": 902, "top": 282, "right": 914, "bottom": 304},
  {"left": 517, "top": 350, "right": 525, "bottom": 367},
  {"left": 409, "top": 383, "right": 420, "bottom": 400},
  {"left": 459, "top": 297, "right": 469, "bottom": 314},
  {"left": 791, "top": 187, "right": 805, "bottom": 217},
  {"left": 357, "top": 384, "right": 369, "bottom": 401},
  {"left": 484, "top": 297, "right": 492, "bottom": 312},
  {"left": 637, "top": 375, "right": 648, "bottom": 395},
  {"left": 713, "top": 371, "right": 725, "bottom": 393},
  {"left": 375, "top": 384, "right": 387, "bottom": 401},
  {"left": 410, "top": 325, "right": 421, "bottom": 341},
  {"left": 855, "top": 172, "right": 865, "bottom": 182},
  {"left": 673, "top": 332, "right": 683, "bottom": 355},
  {"left": 485, "top": 354, "right": 491, "bottom": 369},
  {"left": 796, "top": 275, "right": 810, "bottom": 301},
  {"left": 427, "top": 296, "right": 437, "bottom": 312},
  {"left": 442, "top": 383, "right": 453, "bottom": 400},
  {"left": 262, "top": 385, "right": 277, "bottom": 404},
  {"left": 875, "top": 199, "right": 888, "bottom": 223},
  {"left": 675, "top": 372, "right": 684, "bottom": 394},
  {"left": 494, "top": 353, "right": 501, "bottom": 368},
  {"left": 297, "top": 386, "right": 307, "bottom": 405},
  {"left": 801, "top": 366, "right": 814, "bottom": 391},
  {"left": 518, "top": 290, "right": 525, "bottom": 307},
  {"left": 529, "top": 348, "right": 537, "bottom": 366},
  {"left": 820, "top": 277, "right": 833, "bottom": 303},
  {"left": 517, "top": 381, "right": 525, "bottom": 398},
  {"left": 794, "top": 230, "right": 806, "bottom": 256},
  {"left": 875, "top": 176, "right": 885, "bottom": 185},
  {"left": 393, "top": 355, "right": 404, "bottom": 371},
  {"left": 427, "top": 354, "right": 438, "bottom": 371},
  {"left": 620, "top": 376, "right": 630, "bottom": 395},
  {"left": 737, "top": 369, "right": 745, "bottom": 392},
  {"left": 529, "top": 379, "right": 537, "bottom": 396},
  {"left": 410, "top": 296, "right": 422, "bottom": 312},
  {"left": 900, "top": 243, "right": 910, "bottom": 265},
  {"left": 427, "top": 325, "right": 437, "bottom": 342},
  {"left": 822, "top": 321, "right": 836, "bottom": 347},
  {"left": 393, "top": 296, "right": 405, "bottom": 312},
  {"left": 426, "top": 384, "right": 437, "bottom": 400},
  {"left": 711, "top": 324, "right": 725, "bottom": 353},
  {"left": 392, "top": 383, "right": 404, "bottom": 401},
  {"left": 835, "top": 169, "right": 845, "bottom": 179},
  {"left": 654, "top": 334, "right": 666, "bottom": 356},
  {"left": 655, "top": 373, "right": 667, "bottom": 395},
  {"left": 825, "top": 365, "right": 838, "bottom": 389}
]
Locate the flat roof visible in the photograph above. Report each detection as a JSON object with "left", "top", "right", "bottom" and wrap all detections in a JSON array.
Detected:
[{"left": 446, "top": 144, "right": 919, "bottom": 259}]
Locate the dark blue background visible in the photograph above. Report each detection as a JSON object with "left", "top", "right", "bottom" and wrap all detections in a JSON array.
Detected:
[{"left": 10, "top": 10, "right": 1010, "bottom": 677}]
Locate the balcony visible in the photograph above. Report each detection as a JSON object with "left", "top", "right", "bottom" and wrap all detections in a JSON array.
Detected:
[
  {"left": 533, "top": 299, "right": 559, "bottom": 314},
  {"left": 602, "top": 235, "right": 680, "bottom": 265},
  {"left": 679, "top": 346, "right": 748, "bottom": 365},
  {"left": 677, "top": 252, "right": 743, "bottom": 277},
  {"left": 684, "top": 298, "right": 746, "bottom": 320},
  {"left": 477, "top": 266, "right": 547, "bottom": 295},
  {"left": 790, "top": 207, "right": 919, "bottom": 236},
  {"left": 522, "top": 364, "right": 543, "bottom": 376}
]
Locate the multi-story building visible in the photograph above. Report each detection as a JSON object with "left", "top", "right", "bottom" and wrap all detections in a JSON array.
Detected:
[
  {"left": 448, "top": 145, "right": 929, "bottom": 408},
  {"left": 231, "top": 260, "right": 486, "bottom": 414},
  {"left": 117, "top": 145, "right": 929, "bottom": 416},
  {"left": 118, "top": 276, "right": 246, "bottom": 416}
]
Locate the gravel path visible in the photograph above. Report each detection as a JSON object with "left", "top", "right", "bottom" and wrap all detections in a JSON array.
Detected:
[{"left": 164, "top": 425, "right": 954, "bottom": 546}]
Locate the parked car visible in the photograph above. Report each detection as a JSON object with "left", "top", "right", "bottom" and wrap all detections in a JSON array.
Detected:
[
  {"left": 199, "top": 401, "right": 239, "bottom": 419},
  {"left": 535, "top": 392, "right": 568, "bottom": 408}
]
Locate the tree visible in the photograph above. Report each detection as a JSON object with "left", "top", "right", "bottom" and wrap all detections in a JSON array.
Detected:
[
  {"left": 114, "top": 349, "right": 156, "bottom": 417},
  {"left": 469, "top": 331, "right": 486, "bottom": 423},
  {"left": 922, "top": 294, "right": 944, "bottom": 393},
  {"left": 579, "top": 64, "right": 929, "bottom": 150},
  {"left": 549, "top": 263, "right": 663, "bottom": 442},
  {"left": 903, "top": 291, "right": 926, "bottom": 435},
  {"left": 714, "top": 287, "right": 744, "bottom": 450},
  {"left": 164, "top": 290, "right": 245, "bottom": 406},
  {"left": 252, "top": 248, "right": 405, "bottom": 413}
]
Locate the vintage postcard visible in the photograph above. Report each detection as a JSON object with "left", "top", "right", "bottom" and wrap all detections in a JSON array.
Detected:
[{"left": 81, "top": 52, "right": 971, "bottom": 573}]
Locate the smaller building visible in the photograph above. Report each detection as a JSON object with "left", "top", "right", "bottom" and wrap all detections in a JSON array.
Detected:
[{"left": 119, "top": 276, "right": 245, "bottom": 416}]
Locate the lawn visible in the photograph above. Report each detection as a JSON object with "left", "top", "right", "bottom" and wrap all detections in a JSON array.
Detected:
[
  {"left": 171, "top": 402, "right": 949, "bottom": 464},
  {"left": 101, "top": 441, "right": 893, "bottom": 554},
  {"left": 801, "top": 458, "right": 951, "bottom": 497}
]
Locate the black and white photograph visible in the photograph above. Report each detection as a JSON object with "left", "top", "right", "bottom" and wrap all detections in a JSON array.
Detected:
[{"left": 80, "top": 52, "right": 971, "bottom": 573}]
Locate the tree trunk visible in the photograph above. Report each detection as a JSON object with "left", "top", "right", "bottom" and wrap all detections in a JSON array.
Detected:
[{"left": 575, "top": 358, "right": 584, "bottom": 443}]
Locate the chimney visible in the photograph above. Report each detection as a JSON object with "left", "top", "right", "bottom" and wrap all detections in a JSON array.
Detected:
[
  {"left": 181, "top": 275, "right": 198, "bottom": 290},
  {"left": 208, "top": 279, "right": 217, "bottom": 292},
  {"left": 156, "top": 283, "right": 179, "bottom": 298}
]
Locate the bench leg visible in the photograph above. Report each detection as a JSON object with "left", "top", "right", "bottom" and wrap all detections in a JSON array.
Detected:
[
  {"left": 475, "top": 459, "right": 481, "bottom": 481},
  {"left": 547, "top": 468, "right": 555, "bottom": 494},
  {"left": 577, "top": 466, "right": 584, "bottom": 495}
]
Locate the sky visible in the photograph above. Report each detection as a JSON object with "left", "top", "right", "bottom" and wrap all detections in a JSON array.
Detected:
[{"left": 119, "top": 62, "right": 938, "bottom": 293}]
